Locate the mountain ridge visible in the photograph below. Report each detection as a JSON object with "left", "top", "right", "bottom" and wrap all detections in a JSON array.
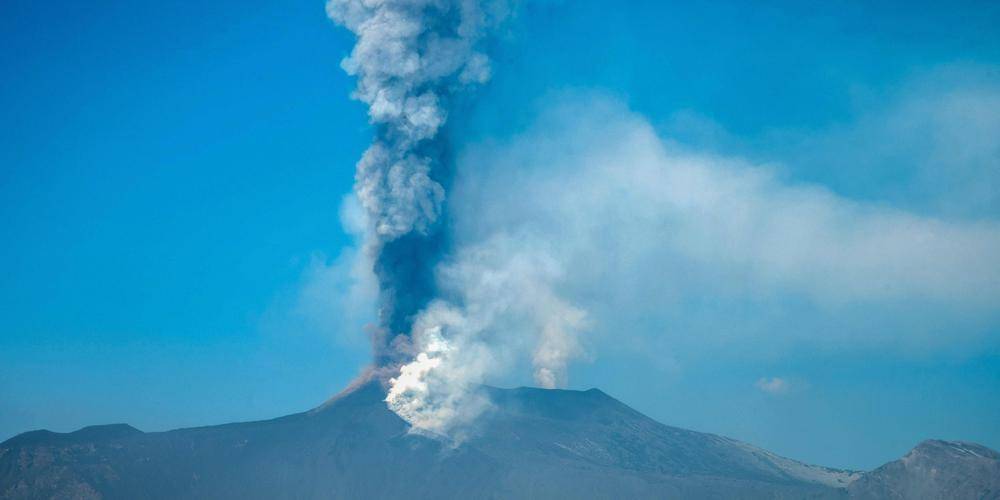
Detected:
[{"left": 2, "top": 381, "right": 997, "bottom": 499}]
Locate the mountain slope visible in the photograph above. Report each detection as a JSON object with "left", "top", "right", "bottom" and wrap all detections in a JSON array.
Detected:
[
  {"left": 1, "top": 382, "right": 995, "bottom": 499},
  {"left": 848, "top": 440, "right": 1000, "bottom": 499}
]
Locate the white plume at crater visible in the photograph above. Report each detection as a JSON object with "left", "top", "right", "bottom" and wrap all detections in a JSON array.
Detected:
[{"left": 386, "top": 236, "right": 588, "bottom": 435}]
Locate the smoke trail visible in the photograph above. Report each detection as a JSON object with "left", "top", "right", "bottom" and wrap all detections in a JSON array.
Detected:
[{"left": 327, "top": 0, "right": 506, "bottom": 364}]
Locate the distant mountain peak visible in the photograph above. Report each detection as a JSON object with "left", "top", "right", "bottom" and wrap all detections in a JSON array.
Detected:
[{"left": 848, "top": 439, "right": 1000, "bottom": 499}]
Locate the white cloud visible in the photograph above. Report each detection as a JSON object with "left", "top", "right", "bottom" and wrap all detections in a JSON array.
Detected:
[{"left": 755, "top": 377, "right": 791, "bottom": 395}]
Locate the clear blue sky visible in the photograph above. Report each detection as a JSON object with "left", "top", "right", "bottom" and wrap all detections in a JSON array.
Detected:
[{"left": 2, "top": 0, "right": 999, "bottom": 471}]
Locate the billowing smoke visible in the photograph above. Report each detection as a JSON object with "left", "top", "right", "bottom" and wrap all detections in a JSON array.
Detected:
[
  {"left": 326, "top": 0, "right": 507, "bottom": 363},
  {"left": 328, "top": 0, "right": 574, "bottom": 435},
  {"left": 385, "top": 235, "right": 587, "bottom": 436}
]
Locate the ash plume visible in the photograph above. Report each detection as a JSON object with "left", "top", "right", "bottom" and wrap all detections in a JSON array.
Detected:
[
  {"left": 327, "top": 0, "right": 507, "bottom": 364},
  {"left": 328, "top": 1, "right": 589, "bottom": 436}
]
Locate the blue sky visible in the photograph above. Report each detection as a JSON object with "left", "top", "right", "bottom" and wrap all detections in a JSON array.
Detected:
[{"left": 2, "top": 0, "right": 999, "bottom": 471}]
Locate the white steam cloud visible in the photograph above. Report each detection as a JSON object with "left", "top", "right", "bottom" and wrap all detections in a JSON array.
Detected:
[{"left": 386, "top": 235, "right": 587, "bottom": 436}]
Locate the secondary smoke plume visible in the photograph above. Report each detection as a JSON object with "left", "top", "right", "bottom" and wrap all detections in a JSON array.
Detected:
[{"left": 326, "top": 0, "right": 505, "bottom": 363}]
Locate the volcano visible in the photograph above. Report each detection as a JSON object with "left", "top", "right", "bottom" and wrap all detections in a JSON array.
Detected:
[{"left": 2, "top": 382, "right": 996, "bottom": 499}]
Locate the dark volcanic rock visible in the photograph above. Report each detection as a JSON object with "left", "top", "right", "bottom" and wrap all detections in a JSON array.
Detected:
[{"left": 0, "top": 383, "right": 995, "bottom": 499}]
